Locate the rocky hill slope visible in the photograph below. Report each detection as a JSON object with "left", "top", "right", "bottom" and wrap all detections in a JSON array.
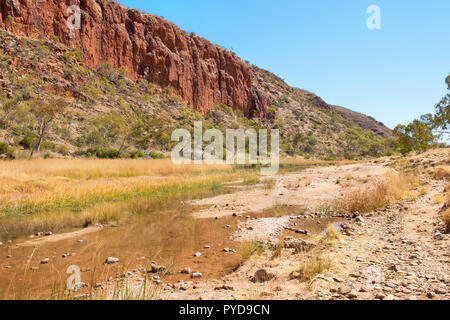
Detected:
[{"left": 0, "top": 1, "right": 394, "bottom": 159}]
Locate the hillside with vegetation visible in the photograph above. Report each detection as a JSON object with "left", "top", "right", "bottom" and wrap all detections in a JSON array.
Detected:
[{"left": 0, "top": 30, "right": 395, "bottom": 160}]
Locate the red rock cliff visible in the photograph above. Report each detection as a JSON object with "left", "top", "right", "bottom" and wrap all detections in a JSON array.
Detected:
[{"left": 0, "top": 0, "right": 270, "bottom": 116}]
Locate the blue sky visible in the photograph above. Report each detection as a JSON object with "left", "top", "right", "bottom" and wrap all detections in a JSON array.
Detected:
[{"left": 117, "top": 0, "right": 450, "bottom": 129}]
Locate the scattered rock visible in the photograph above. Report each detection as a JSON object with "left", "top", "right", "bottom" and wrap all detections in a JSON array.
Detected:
[
  {"left": 191, "top": 272, "right": 203, "bottom": 279},
  {"left": 104, "top": 257, "right": 120, "bottom": 264},
  {"left": 215, "top": 284, "right": 234, "bottom": 291},
  {"left": 180, "top": 268, "right": 191, "bottom": 274},
  {"left": 283, "top": 237, "right": 315, "bottom": 254},
  {"left": 252, "top": 269, "right": 275, "bottom": 283},
  {"left": 150, "top": 263, "right": 166, "bottom": 273}
]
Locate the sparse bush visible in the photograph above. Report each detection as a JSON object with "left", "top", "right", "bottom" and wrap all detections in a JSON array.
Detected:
[
  {"left": 50, "top": 35, "right": 59, "bottom": 43},
  {"left": 0, "top": 142, "right": 9, "bottom": 154},
  {"left": 0, "top": 142, "right": 15, "bottom": 159},
  {"left": 293, "top": 255, "right": 332, "bottom": 281},
  {"left": 129, "top": 150, "right": 145, "bottom": 159},
  {"left": 19, "top": 134, "right": 38, "bottom": 149},
  {"left": 334, "top": 181, "right": 387, "bottom": 215},
  {"left": 241, "top": 240, "right": 264, "bottom": 263},
  {"left": 148, "top": 151, "right": 165, "bottom": 159},
  {"left": 88, "top": 147, "right": 121, "bottom": 159},
  {"left": 57, "top": 145, "right": 69, "bottom": 156},
  {"left": 334, "top": 171, "right": 418, "bottom": 215},
  {"left": 433, "top": 166, "right": 450, "bottom": 180}
]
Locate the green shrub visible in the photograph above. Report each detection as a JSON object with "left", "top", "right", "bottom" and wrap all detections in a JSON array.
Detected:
[
  {"left": 74, "top": 149, "right": 86, "bottom": 157},
  {"left": 149, "top": 151, "right": 165, "bottom": 159},
  {"left": 57, "top": 145, "right": 69, "bottom": 156},
  {"left": 87, "top": 147, "right": 121, "bottom": 159},
  {"left": 19, "top": 134, "right": 38, "bottom": 149},
  {"left": 41, "top": 141, "right": 56, "bottom": 151},
  {"left": 43, "top": 152, "right": 53, "bottom": 159},
  {"left": 0, "top": 142, "right": 9, "bottom": 154},
  {"left": 129, "top": 150, "right": 145, "bottom": 159}
]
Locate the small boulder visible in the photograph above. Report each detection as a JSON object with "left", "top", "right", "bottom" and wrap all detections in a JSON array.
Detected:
[
  {"left": 104, "top": 257, "right": 120, "bottom": 264},
  {"left": 252, "top": 269, "right": 275, "bottom": 283},
  {"left": 150, "top": 263, "right": 166, "bottom": 273},
  {"left": 355, "top": 216, "right": 364, "bottom": 223},
  {"left": 194, "top": 252, "right": 202, "bottom": 257},
  {"left": 40, "top": 258, "right": 49, "bottom": 264},
  {"left": 180, "top": 268, "right": 191, "bottom": 274},
  {"left": 191, "top": 272, "right": 203, "bottom": 279}
]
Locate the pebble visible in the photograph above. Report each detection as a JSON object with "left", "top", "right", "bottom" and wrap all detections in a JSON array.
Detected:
[
  {"left": 191, "top": 272, "right": 203, "bottom": 279},
  {"left": 181, "top": 268, "right": 191, "bottom": 274},
  {"left": 104, "top": 257, "right": 120, "bottom": 264}
]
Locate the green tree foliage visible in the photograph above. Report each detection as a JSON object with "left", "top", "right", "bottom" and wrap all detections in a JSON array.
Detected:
[
  {"left": 393, "top": 74, "right": 449, "bottom": 154},
  {"left": 393, "top": 120, "right": 435, "bottom": 155},
  {"left": 29, "top": 96, "right": 68, "bottom": 157},
  {"left": 432, "top": 74, "right": 449, "bottom": 135}
]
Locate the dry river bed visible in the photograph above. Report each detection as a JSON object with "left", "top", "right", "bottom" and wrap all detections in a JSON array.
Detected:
[{"left": 1, "top": 160, "right": 448, "bottom": 300}]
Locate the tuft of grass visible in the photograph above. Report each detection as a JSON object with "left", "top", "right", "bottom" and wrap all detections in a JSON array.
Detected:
[
  {"left": 333, "top": 170, "right": 418, "bottom": 215},
  {"left": 443, "top": 208, "right": 450, "bottom": 231},
  {"left": 433, "top": 194, "right": 444, "bottom": 204},
  {"left": 294, "top": 255, "right": 332, "bottom": 282},
  {"left": 325, "top": 225, "right": 342, "bottom": 240},
  {"left": 240, "top": 240, "right": 264, "bottom": 264},
  {"left": 433, "top": 166, "right": 450, "bottom": 180},
  {"left": 270, "top": 243, "right": 282, "bottom": 260},
  {"left": 333, "top": 181, "right": 387, "bottom": 215},
  {"left": 444, "top": 182, "right": 450, "bottom": 193}
]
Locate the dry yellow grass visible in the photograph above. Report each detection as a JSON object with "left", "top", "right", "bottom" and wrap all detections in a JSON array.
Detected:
[
  {"left": 443, "top": 208, "right": 450, "bottom": 231},
  {"left": 0, "top": 159, "right": 234, "bottom": 212},
  {"left": 293, "top": 255, "right": 332, "bottom": 282},
  {"left": 325, "top": 225, "right": 342, "bottom": 240},
  {"left": 334, "top": 170, "right": 418, "bottom": 215},
  {"left": 433, "top": 166, "right": 450, "bottom": 180},
  {"left": 0, "top": 159, "right": 262, "bottom": 240},
  {"left": 433, "top": 194, "right": 445, "bottom": 204},
  {"left": 444, "top": 183, "right": 450, "bottom": 193}
]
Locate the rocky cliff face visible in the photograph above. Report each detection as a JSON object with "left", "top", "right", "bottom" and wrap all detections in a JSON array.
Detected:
[{"left": 0, "top": 0, "right": 270, "bottom": 116}]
